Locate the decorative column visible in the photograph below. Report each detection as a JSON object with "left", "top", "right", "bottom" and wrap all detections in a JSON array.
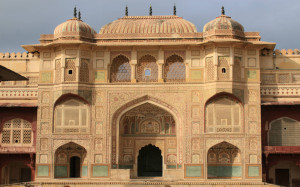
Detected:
[
  {"left": 213, "top": 47, "right": 218, "bottom": 81},
  {"left": 61, "top": 50, "right": 66, "bottom": 82},
  {"left": 104, "top": 50, "right": 110, "bottom": 83},
  {"left": 229, "top": 47, "right": 234, "bottom": 80},
  {"left": 76, "top": 50, "right": 80, "bottom": 82},
  {"left": 157, "top": 49, "right": 164, "bottom": 82},
  {"left": 185, "top": 49, "right": 191, "bottom": 82},
  {"left": 130, "top": 50, "right": 137, "bottom": 83}
]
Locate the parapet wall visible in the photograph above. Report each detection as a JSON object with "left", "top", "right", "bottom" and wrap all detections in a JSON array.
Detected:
[
  {"left": 274, "top": 49, "right": 300, "bottom": 56},
  {"left": 0, "top": 52, "right": 39, "bottom": 59}
]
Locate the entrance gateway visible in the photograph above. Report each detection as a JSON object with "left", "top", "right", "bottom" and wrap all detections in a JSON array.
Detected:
[{"left": 138, "top": 144, "right": 162, "bottom": 177}]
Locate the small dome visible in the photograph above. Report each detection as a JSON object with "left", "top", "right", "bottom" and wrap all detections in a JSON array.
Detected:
[
  {"left": 203, "top": 8, "right": 244, "bottom": 40},
  {"left": 54, "top": 18, "right": 96, "bottom": 39},
  {"left": 99, "top": 15, "right": 197, "bottom": 35}
]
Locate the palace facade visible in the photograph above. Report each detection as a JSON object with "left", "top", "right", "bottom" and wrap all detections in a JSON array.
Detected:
[{"left": 0, "top": 7, "right": 299, "bottom": 187}]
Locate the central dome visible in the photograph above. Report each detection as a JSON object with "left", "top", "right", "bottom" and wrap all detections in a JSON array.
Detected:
[{"left": 99, "top": 15, "right": 197, "bottom": 34}]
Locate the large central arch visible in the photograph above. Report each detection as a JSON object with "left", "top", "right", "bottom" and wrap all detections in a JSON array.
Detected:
[{"left": 111, "top": 95, "right": 181, "bottom": 177}]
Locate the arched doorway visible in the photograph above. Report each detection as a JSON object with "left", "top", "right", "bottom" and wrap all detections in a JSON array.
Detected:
[
  {"left": 116, "top": 102, "right": 177, "bottom": 177},
  {"left": 70, "top": 156, "right": 80, "bottom": 178},
  {"left": 54, "top": 142, "right": 86, "bottom": 178},
  {"left": 138, "top": 144, "right": 162, "bottom": 177},
  {"left": 207, "top": 141, "right": 242, "bottom": 179}
]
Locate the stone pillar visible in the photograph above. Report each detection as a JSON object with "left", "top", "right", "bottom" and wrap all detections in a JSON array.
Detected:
[
  {"left": 61, "top": 50, "right": 66, "bottom": 82},
  {"left": 185, "top": 50, "right": 191, "bottom": 82},
  {"left": 157, "top": 50, "right": 164, "bottom": 82},
  {"left": 213, "top": 47, "right": 218, "bottom": 81},
  {"left": 76, "top": 50, "right": 80, "bottom": 82},
  {"left": 130, "top": 50, "right": 137, "bottom": 82},
  {"left": 230, "top": 47, "right": 234, "bottom": 80},
  {"left": 104, "top": 50, "right": 110, "bottom": 83}
]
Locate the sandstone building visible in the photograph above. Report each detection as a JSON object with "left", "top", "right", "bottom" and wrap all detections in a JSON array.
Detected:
[{"left": 0, "top": 6, "right": 299, "bottom": 187}]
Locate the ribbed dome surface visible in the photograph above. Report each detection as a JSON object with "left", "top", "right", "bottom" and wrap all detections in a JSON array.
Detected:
[
  {"left": 203, "top": 15, "right": 244, "bottom": 33},
  {"left": 54, "top": 18, "right": 96, "bottom": 39},
  {"left": 99, "top": 16, "right": 197, "bottom": 34}
]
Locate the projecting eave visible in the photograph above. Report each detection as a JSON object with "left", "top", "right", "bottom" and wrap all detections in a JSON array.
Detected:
[
  {"left": 250, "top": 40, "right": 276, "bottom": 50},
  {"left": 198, "top": 39, "right": 276, "bottom": 49},
  {"left": 22, "top": 41, "right": 97, "bottom": 52}
]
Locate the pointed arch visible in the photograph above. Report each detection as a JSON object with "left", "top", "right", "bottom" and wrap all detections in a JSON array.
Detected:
[
  {"left": 136, "top": 55, "right": 158, "bottom": 82},
  {"left": 53, "top": 94, "right": 90, "bottom": 134},
  {"left": 164, "top": 54, "right": 185, "bottom": 82},
  {"left": 54, "top": 142, "right": 87, "bottom": 178},
  {"left": 110, "top": 54, "right": 131, "bottom": 82},
  {"left": 207, "top": 141, "right": 242, "bottom": 179},
  {"left": 111, "top": 95, "right": 181, "bottom": 166},
  {"left": 205, "top": 92, "right": 244, "bottom": 133}
]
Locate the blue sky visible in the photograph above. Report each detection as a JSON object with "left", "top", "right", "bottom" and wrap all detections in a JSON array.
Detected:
[{"left": 0, "top": 0, "right": 299, "bottom": 52}]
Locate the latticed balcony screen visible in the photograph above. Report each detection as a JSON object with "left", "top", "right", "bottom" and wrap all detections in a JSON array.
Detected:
[
  {"left": 164, "top": 55, "right": 185, "bottom": 82},
  {"left": 1, "top": 119, "right": 32, "bottom": 145},
  {"left": 110, "top": 55, "right": 131, "bottom": 82},
  {"left": 206, "top": 97, "right": 242, "bottom": 133},
  {"left": 54, "top": 99, "right": 89, "bottom": 134},
  {"left": 137, "top": 55, "right": 158, "bottom": 82},
  {"left": 80, "top": 59, "right": 89, "bottom": 82}
]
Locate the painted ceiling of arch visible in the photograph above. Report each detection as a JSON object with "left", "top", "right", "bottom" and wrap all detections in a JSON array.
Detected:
[{"left": 123, "top": 103, "right": 172, "bottom": 117}]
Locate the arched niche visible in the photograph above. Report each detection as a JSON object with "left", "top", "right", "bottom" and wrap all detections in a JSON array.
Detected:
[
  {"left": 207, "top": 141, "right": 242, "bottom": 179},
  {"left": 111, "top": 96, "right": 181, "bottom": 169},
  {"left": 54, "top": 142, "right": 87, "bottom": 178},
  {"left": 205, "top": 93, "right": 243, "bottom": 133},
  {"left": 136, "top": 55, "right": 158, "bottom": 82},
  {"left": 110, "top": 55, "right": 131, "bottom": 82},
  {"left": 164, "top": 54, "right": 185, "bottom": 82},
  {"left": 53, "top": 98, "right": 89, "bottom": 134},
  {"left": 268, "top": 117, "right": 300, "bottom": 146},
  {"left": 118, "top": 103, "right": 176, "bottom": 170}
]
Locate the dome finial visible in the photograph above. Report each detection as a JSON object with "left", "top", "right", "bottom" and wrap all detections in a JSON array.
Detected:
[
  {"left": 221, "top": 6, "right": 225, "bottom": 15},
  {"left": 149, "top": 4, "right": 152, "bottom": 16},
  {"left": 78, "top": 10, "right": 81, "bottom": 20},
  {"left": 125, "top": 5, "right": 128, "bottom": 16},
  {"left": 74, "top": 6, "right": 77, "bottom": 18},
  {"left": 173, "top": 3, "right": 176, "bottom": 16}
]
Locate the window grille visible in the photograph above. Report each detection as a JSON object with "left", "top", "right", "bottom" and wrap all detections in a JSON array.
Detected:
[
  {"left": 54, "top": 99, "right": 89, "bottom": 134},
  {"left": 205, "top": 97, "right": 242, "bottom": 133},
  {"left": 137, "top": 55, "right": 158, "bottom": 82},
  {"left": 110, "top": 55, "right": 131, "bottom": 82},
  {"left": 164, "top": 55, "right": 185, "bottom": 82},
  {"left": 1, "top": 119, "right": 33, "bottom": 146}
]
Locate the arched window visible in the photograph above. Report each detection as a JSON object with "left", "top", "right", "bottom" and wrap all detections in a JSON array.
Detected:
[
  {"left": 1, "top": 119, "right": 32, "bottom": 146},
  {"left": 206, "top": 96, "right": 242, "bottom": 133},
  {"left": 54, "top": 99, "right": 89, "bottom": 134},
  {"left": 269, "top": 117, "right": 300, "bottom": 146},
  {"left": 110, "top": 55, "right": 131, "bottom": 82},
  {"left": 79, "top": 59, "right": 89, "bottom": 82},
  {"left": 164, "top": 55, "right": 185, "bottom": 82},
  {"left": 136, "top": 55, "right": 158, "bottom": 82}
]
